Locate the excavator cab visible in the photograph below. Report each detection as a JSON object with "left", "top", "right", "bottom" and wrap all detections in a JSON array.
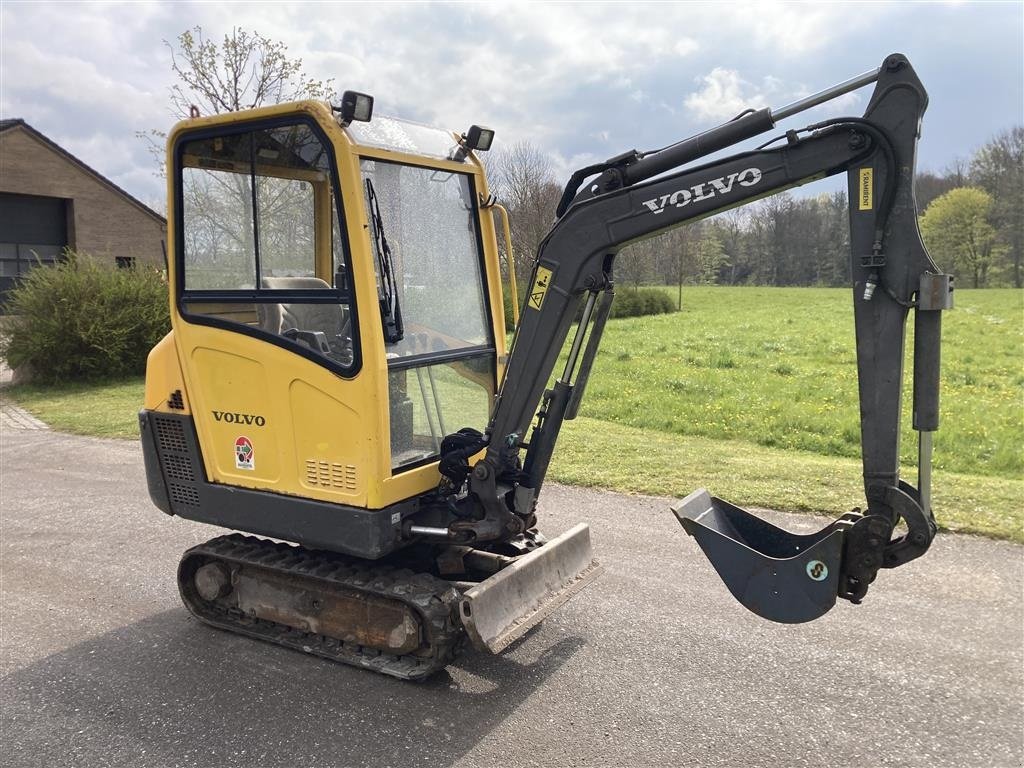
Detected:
[
  {"left": 142, "top": 100, "right": 601, "bottom": 678},
  {"left": 148, "top": 102, "right": 507, "bottom": 535}
]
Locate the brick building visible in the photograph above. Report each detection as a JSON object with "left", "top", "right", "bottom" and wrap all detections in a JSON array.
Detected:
[{"left": 0, "top": 119, "right": 166, "bottom": 308}]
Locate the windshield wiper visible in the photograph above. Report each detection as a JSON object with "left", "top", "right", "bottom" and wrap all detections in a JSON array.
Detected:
[{"left": 365, "top": 177, "right": 404, "bottom": 344}]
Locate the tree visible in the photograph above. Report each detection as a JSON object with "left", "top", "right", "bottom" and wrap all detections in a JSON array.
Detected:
[
  {"left": 139, "top": 27, "right": 335, "bottom": 174},
  {"left": 970, "top": 127, "right": 1023, "bottom": 287},
  {"left": 167, "top": 27, "right": 334, "bottom": 116},
  {"left": 817, "top": 191, "right": 851, "bottom": 285},
  {"left": 707, "top": 210, "right": 750, "bottom": 285},
  {"left": 747, "top": 193, "right": 797, "bottom": 285},
  {"left": 919, "top": 187, "right": 1001, "bottom": 288},
  {"left": 915, "top": 170, "right": 960, "bottom": 214},
  {"left": 692, "top": 227, "right": 728, "bottom": 285},
  {"left": 617, "top": 235, "right": 658, "bottom": 288},
  {"left": 488, "top": 141, "right": 562, "bottom": 284}
]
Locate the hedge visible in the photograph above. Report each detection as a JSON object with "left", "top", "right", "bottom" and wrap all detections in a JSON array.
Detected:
[{"left": 1, "top": 253, "right": 170, "bottom": 382}]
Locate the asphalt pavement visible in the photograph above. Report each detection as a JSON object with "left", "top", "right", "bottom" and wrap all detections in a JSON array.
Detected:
[{"left": 1, "top": 426, "right": 1022, "bottom": 768}]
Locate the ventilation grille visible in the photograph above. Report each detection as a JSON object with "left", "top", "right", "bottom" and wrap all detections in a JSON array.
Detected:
[
  {"left": 163, "top": 454, "right": 195, "bottom": 482},
  {"left": 153, "top": 415, "right": 200, "bottom": 511},
  {"left": 169, "top": 483, "right": 200, "bottom": 508},
  {"left": 154, "top": 416, "right": 188, "bottom": 453},
  {"left": 305, "top": 459, "right": 357, "bottom": 491}
]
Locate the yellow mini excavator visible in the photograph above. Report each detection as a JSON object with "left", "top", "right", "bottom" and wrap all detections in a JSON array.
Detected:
[{"left": 141, "top": 54, "right": 952, "bottom": 679}]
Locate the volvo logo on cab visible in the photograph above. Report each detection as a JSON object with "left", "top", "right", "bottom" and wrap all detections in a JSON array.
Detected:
[
  {"left": 641, "top": 167, "right": 763, "bottom": 215},
  {"left": 212, "top": 410, "right": 266, "bottom": 427}
]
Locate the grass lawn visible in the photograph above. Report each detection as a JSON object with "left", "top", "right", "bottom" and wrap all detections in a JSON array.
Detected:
[
  {"left": 4, "top": 377, "right": 144, "bottom": 438},
  {"left": 551, "top": 416, "right": 1022, "bottom": 542},
  {"left": 4, "top": 287, "right": 1021, "bottom": 541},
  {"left": 582, "top": 286, "right": 1022, "bottom": 478}
]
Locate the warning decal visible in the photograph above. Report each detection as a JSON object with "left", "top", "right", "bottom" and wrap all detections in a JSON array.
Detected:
[
  {"left": 858, "top": 168, "right": 873, "bottom": 211},
  {"left": 235, "top": 436, "right": 255, "bottom": 471},
  {"left": 528, "top": 266, "right": 554, "bottom": 311}
]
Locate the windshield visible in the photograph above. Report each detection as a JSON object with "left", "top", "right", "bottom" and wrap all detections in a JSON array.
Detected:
[
  {"left": 360, "top": 158, "right": 491, "bottom": 358},
  {"left": 359, "top": 158, "right": 495, "bottom": 470}
]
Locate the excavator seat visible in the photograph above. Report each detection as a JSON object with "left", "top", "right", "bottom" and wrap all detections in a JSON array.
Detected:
[
  {"left": 257, "top": 276, "right": 352, "bottom": 363},
  {"left": 672, "top": 489, "right": 854, "bottom": 624}
]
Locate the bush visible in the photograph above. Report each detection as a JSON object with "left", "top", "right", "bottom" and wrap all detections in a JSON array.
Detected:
[
  {"left": 497, "top": 281, "right": 677, "bottom": 333},
  {"left": 0, "top": 253, "right": 170, "bottom": 382},
  {"left": 609, "top": 287, "right": 676, "bottom": 319},
  {"left": 568, "top": 286, "right": 677, "bottom": 323}
]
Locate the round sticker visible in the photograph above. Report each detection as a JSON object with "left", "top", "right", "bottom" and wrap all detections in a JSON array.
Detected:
[
  {"left": 235, "top": 436, "right": 254, "bottom": 470},
  {"left": 806, "top": 560, "right": 828, "bottom": 581}
]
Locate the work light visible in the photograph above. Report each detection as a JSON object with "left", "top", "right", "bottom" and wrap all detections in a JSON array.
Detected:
[
  {"left": 463, "top": 125, "right": 495, "bottom": 152},
  {"left": 335, "top": 91, "right": 374, "bottom": 125}
]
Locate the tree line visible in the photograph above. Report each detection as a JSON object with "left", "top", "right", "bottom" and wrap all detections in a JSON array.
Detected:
[{"left": 489, "top": 127, "right": 1023, "bottom": 290}]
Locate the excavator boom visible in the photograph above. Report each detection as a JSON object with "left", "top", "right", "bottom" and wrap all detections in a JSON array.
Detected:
[{"left": 459, "top": 53, "right": 951, "bottom": 622}]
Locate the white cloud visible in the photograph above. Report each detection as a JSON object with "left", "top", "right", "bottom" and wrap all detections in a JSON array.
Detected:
[
  {"left": 719, "top": 2, "right": 893, "bottom": 55},
  {"left": 673, "top": 39, "right": 699, "bottom": 57},
  {"left": 548, "top": 149, "right": 601, "bottom": 188},
  {"left": 808, "top": 90, "right": 861, "bottom": 118},
  {"left": 683, "top": 68, "right": 770, "bottom": 122},
  {"left": 1, "top": 40, "right": 165, "bottom": 127},
  {"left": 683, "top": 70, "right": 864, "bottom": 125}
]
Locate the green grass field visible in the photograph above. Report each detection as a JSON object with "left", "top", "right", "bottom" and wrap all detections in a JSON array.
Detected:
[
  {"left": 575, "top": 286, "right": 1022, "bottom": 479},
  {"left": 4, "top": 377, "right": 145, "bottom": 438},
  {"left": 4, "top": 287, "right": 1022, "bottom": 540}
]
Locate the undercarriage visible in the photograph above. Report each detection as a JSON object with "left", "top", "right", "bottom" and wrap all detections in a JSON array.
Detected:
[{"left": 178, "top": 525, "right": 602, "bottom": 680}]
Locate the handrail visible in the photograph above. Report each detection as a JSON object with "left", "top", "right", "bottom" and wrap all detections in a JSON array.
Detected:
[{"left": 491, "top": 204, "right": 520, "bottom": 330}]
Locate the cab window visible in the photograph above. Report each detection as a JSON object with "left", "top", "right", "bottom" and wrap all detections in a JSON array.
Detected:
[
  {"left": 176, "top": 120, "right": 357, "bottom": 373},
  {"left": 360, "top": 158, "right": 496, "bottom": 469}
]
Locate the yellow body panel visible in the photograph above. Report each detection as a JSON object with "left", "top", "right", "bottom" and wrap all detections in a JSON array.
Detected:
[
  {"left": 155, "top": 100, "right": 509, "bottom": 510},
  {"left": 144, "top": 332, "right": 190, "bottom": 414},
  {"left": 179, "top": 327, "right": 371, "bottom": 506}
]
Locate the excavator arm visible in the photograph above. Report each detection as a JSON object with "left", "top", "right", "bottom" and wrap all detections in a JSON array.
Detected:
[{"left": 455, "top": 53, "right": 952, "bottom": 623}]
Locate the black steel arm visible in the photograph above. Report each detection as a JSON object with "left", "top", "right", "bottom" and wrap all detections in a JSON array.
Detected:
[
  {"left": 457, "top": 55, "right": 951, "bottom": 612},
  {"left": 489, "top": 129, "right": 866, "bottom": 470}
]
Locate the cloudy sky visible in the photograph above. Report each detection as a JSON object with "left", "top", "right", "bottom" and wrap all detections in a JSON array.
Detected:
[{"left": 2, "top": 1, "right": 1021, "bottom": 211}]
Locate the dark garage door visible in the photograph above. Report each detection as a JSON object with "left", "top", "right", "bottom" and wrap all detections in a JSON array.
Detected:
[{"left": 0, "top": 192, "right": 68, "bottom": 311}]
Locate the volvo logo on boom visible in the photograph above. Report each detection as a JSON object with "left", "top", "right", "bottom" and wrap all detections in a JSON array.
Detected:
[
  {"left": 212, "top": 410, "right": 266, "bottom": 427},
  {"left": 641, "top": 167, "right": 763, "bottom": 215}
]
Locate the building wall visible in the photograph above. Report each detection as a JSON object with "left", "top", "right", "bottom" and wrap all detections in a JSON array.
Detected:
[{"left": 0, "top": 127, "right": 166, "bottom": 266}]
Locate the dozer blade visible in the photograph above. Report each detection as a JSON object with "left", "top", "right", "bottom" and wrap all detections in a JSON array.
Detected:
[
  {"left": 672, "top": 489, "right": 852, "bottom": 624},
  {"left": 459, "top": 523, "right": 603, "bottom": 653}
]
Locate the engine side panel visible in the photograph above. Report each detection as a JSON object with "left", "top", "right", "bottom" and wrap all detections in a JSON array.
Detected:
[{"left": 140, "top": 410, "right": 414, "bottom": 558}]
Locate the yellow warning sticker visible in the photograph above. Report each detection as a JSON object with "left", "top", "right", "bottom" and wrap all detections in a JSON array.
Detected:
[
  {"left": 528, "top": 266, "right": 553, "bottom": 311},
  {"left": 859, "top": 168, "right": 873, "bottom": 210}
]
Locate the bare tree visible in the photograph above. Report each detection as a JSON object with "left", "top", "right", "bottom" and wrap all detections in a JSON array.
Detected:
[
  {"left": 139, "top": 27, "right": 335, "bottom": 174},
  {"left": 488, "top": 141, "right": 561, "bottom": 284},
  {"left": 708, "top": 210, "right": 749, "bottom": 285},
  {"left": 167, "top": 27, "right": 334, "bottom": 116},
  {"left": 915, "top": 170, "right": 960, "bottom": 214}
]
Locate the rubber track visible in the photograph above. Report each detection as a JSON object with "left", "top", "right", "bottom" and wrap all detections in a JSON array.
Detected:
[{"left": 178, "top": 534, "right": 465, "bottom": 681}]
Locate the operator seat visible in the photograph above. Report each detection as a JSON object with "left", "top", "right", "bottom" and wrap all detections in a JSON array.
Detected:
[{"left": 258, "top": 276, "right": 352, "bottom": 364}]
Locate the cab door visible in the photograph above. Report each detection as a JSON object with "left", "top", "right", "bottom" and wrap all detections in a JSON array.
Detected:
[{"left": 168, "top": 109, "right": 378, "bottom": 507}]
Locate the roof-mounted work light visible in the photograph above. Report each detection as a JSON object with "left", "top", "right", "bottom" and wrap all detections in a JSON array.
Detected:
[
  {"left": 463, "top": 125, "right": 495, "bottom": 152},
  {"left": 451, "top": 124, "right": 495, "bottom": 162},
  {"left": 334, "top": 91, "right": 374, "bottom": 126}
]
